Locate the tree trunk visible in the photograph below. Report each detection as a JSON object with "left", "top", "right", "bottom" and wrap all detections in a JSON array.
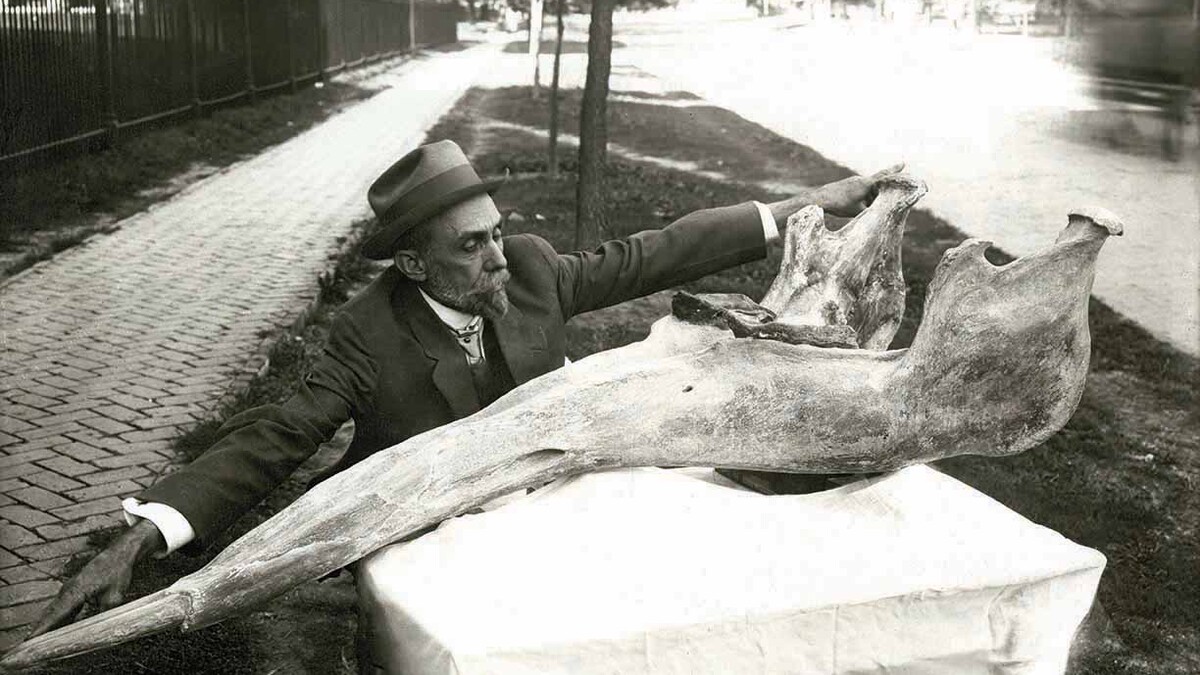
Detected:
[
  {"left": 529, "top": 0, "right": 545, "bottom": 97},
  {"left": 1063, "top": 0, "right": 1083, "bottom": 37},
  {"left": 408, "top": 0, "right": 416, "bottom": 51},
  {"left": 574, "top": 0, "right": 613, "bottom": 249},
  {"left": 547, "top": 0, "right": 566, "bottom": 177}
]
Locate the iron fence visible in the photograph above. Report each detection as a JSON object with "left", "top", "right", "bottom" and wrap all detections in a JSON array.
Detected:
[{"left": 0, "top": 0, "right": 460, "bottom": 165}]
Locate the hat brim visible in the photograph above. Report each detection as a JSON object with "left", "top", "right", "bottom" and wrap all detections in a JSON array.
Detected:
[{"left": 361, "top": 176, "right": 507, "bottom": 260}]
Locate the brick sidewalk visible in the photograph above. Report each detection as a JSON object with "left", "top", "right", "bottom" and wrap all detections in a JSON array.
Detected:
[{"left": 0, "top": 42, "right": 498, "bottom": 649}]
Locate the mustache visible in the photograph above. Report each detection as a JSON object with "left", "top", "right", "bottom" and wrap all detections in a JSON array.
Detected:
[{"left": 473, "top": 269, "right": 511, "bottom": 293}]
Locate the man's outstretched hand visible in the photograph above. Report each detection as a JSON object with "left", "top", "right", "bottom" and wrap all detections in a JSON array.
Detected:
[
  {"left": 26, "top": 519, "right": 165, "bottom": 639},
  {"left": 767, "top": 164, "right": 906, "bottom": 225},
  {"left": 809, "top": 163, "right": 906, "bottom": 218}
]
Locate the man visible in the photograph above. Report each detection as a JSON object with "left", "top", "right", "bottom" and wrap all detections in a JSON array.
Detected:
[{"left": 30, "top": 139, "right": 900, "bottom": 638}]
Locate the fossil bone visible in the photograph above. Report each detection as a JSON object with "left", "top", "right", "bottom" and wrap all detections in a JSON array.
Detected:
[
  {"left": 674, "top": 173, "right": 926, "bottom": 351},
  {"left": 0, "top": 179, "right": 1122, "bottom": 671},
  {"left": 761, "top": 175, "right": 924, "bottom": 348}
]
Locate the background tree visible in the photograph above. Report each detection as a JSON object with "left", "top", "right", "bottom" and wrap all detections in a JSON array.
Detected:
[
  {"left": 409, "top": 0, "right": 417, "bottom": 51},
  {"left": 574, "top": 0, "right": 613, "bottom": 249},
  {"left": 529, "top": 0, "right": 545, "bottom": 96},
  {"left": 547, "top": 0, "right": 567, "bottom": 177},
  {"left": 572, "top": 0, "right": 676, "bottom": 248}
]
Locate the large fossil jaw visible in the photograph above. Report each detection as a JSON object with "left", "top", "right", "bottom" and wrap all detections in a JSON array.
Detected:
[{"left": 0, "top": 179, "right": 1122, "bottom": 672}]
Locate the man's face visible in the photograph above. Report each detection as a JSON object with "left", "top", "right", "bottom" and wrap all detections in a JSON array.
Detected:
[{"left": 404, "top": 194, "right": 511, "bottom": 320}]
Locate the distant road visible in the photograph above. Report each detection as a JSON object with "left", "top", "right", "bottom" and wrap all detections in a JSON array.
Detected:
[{"left": 620, "top": 14, "right": 1199, "bottom": 355}]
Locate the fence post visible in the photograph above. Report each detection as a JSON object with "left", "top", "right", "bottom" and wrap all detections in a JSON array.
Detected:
[
  {"left": 94, "top": 0, "right": 118, "bottom": 147},
  {"left": 243, "top": 0, "right": 256, "bottom": 100},
  {"left": 185, "top": 0, "right": 201, "bottom": 116},
  {"left": 286, "top": 0, "right": 297, "bottom": 92}
]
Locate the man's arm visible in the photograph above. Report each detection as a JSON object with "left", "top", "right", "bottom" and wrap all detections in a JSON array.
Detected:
[
  {"left": 553, "top": 201, "right": 769, "bottom": 319},
  {"left": 134, "top": 311, "right": 374, "bottom": 547},
  {"left": 134, "top": 384, "right": 357, "bottom": 548},
  {"left": 553, "top": 165, "right": 903, "bottom": 319},
  {"left": 28, "top": 312, "right": 375, "bottom": 637}
]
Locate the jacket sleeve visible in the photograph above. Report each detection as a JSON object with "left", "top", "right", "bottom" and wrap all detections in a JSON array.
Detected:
[
  {"left": 553, "top": 202, "right": 767, "bottom": 319},
  {"left": 136, "top": 311, "right": 376, "bottom": 550}
]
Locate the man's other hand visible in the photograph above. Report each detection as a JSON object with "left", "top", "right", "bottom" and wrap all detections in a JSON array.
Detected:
[
  {"left": 811, "top": 163, "right": 905, "bottom": 218},
  {"left": 26, "top": 519, "right": 166, "bottom": 639}
]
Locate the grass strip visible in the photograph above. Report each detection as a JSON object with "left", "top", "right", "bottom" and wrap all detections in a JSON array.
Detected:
[{"left": 0, "top": 79, "right": 382, "bottom": 280}]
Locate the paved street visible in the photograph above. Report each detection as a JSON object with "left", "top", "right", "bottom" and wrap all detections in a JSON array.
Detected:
[
  {"left": 621, "top": 12, "right": 1199, "bottom": 354},
  {"left": 0, "top": 41, "right": 498, "bottom": 648}
]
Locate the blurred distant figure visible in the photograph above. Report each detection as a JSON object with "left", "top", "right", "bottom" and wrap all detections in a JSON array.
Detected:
[{"left": 1081, "top": 0, "right": 1199, "bottom": 158}]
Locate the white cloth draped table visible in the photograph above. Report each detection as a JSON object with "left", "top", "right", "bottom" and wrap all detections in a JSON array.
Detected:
[{"left": 357, "top": 465, "right": 1104, "bottom": 674}]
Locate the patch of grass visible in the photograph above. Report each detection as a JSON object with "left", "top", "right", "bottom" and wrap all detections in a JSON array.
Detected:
[
  {"left": 432, "top": 84, "right": 1199, "bottom": 674},
  {"left": 0, "top": 79, "right": 382, "bottom": 280},
  {"left": 474, "top": 85, "right": 853, "bottom": 186},
  {"left": 942, "top": 396, "right": 1199, "bottom": 661}
]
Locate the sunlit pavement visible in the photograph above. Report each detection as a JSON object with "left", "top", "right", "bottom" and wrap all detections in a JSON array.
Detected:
[{"left": 609, "top": 10, "right": 1198, "bottom": 354}]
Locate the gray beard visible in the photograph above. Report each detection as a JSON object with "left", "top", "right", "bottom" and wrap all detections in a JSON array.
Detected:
[{"left": 422, "top": 266, "right": 511, "bottom": 321}]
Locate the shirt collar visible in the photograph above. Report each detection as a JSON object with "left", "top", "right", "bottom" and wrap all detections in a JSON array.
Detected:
[{"left": 417, "top": 286, "right": 480, "bottom": 331}]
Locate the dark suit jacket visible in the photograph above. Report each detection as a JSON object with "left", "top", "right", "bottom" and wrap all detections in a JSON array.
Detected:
[{"left": 139, "top": 202, "right": 767, "bottom": 547}]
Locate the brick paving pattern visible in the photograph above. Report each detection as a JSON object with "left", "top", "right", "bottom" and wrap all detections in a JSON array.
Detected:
[{"left": 0, "top": 43, "right": 497, "bottom": 650}]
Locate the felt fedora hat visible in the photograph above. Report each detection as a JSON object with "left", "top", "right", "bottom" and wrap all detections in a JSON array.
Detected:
[{"left": 362, "top": 140, "right": 505, "bottom": 259}]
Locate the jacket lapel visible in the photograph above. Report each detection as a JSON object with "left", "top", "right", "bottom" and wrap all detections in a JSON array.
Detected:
[
  {"left": 394, "top": 281, "right": 481, "bottom": 418},
  {"left": 492, "top": 301, "right": 549, "bottom": 385}
]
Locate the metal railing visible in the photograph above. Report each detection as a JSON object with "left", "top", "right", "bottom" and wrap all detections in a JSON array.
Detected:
[{"left": 0, "top": 0, "right": 460, "bottom": 166}]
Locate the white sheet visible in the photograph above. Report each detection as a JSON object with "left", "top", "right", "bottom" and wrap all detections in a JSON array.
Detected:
[{"left": 357, "top": 465, "right": 1104, "bottom": 674}]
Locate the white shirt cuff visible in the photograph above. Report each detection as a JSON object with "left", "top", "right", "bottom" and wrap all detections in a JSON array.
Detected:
[
  {"left": 122, "top": 498, "right": 196, "bottom": 555},
  {"left": 753, "top": 201, "right": 781, "bottom": 246}
]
